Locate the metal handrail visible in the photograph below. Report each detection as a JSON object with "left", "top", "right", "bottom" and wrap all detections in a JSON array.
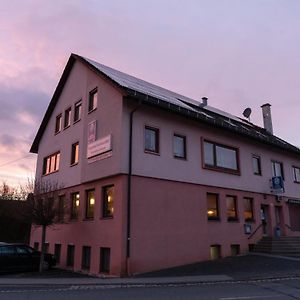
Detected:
[{"left": 247, "top": 223, "right": 263, "bottom": 240}]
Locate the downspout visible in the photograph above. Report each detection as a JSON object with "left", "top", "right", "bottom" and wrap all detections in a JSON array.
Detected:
[{"left": 126, "top": 103, "right": 140, "bottom": 275}]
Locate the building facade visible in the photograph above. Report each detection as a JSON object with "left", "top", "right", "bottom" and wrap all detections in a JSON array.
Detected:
[{"left": 30, "top": 54, "right": 300, "bottom": 276}]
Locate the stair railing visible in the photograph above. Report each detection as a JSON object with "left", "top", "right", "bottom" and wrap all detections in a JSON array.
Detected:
[{"left": 247, "top": 223, "right": 263, "bottom": 240}]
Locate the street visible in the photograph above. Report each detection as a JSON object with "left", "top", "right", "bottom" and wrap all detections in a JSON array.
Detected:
[{"left": 0, "top": 278, "right": 299, "bottom": 300}]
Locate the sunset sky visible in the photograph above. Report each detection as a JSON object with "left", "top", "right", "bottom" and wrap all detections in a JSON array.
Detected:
[{"left": 1, "top": 0, "right": 300, "bottom": 186}]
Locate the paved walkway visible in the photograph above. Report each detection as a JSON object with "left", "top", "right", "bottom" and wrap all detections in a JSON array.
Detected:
[{"left": 0, "top": 254, "right": 299, "bottom": 286}]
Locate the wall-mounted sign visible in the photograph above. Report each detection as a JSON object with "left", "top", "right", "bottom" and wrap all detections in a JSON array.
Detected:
[
  {"left": 244, "top": 224, "right": 252, "bottom": 234},
  {"left": 87, "top": 134, "right": 112, "bottom": 159},
  {"left": 270, "top": 176, "right": 284, "bottom": 193},
  {"left": 88, "top": 120, "right": 97, "bottom": 144}
]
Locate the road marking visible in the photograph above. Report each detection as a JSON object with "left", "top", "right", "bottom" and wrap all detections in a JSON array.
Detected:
[{"left": 220, "top": 295, "right": 281, "bottom": 300}]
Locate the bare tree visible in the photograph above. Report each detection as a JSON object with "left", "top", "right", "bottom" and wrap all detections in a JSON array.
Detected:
[{"left": 24, "top": 178, "right": 64, "bottom": 272}]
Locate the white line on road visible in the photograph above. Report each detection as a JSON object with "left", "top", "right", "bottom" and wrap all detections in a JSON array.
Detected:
[{"left": 220, "top": 295, "right": 281, "bottom": 300}]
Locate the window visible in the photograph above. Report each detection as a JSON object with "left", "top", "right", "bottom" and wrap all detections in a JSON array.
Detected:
[
  {"left": 43, "top": 152, "right": 60, "bottom": 175},
  {"left": 86, "top": 189, "right": 95, "bottom": 219},
  {"left": 71, "top": 192, "right": 80, "bottom": 220},
  {"left": 100, "top": 247, "right": 110, "bottom": 273},
  {"left": 203, "top": 140, "right": 239, "bottom": 173},
  {"left": 145, "top": 126, "right": 159, "bottom": 154},
  {"left": 210, "top": 245, "right": 221, "bottom": 260},
  {"left": 226, "top": 195, "right": 238, "bottom": 221},
  {"left": 103, "top": 185, "right": 114, "bottom": 218},
  {"left": 244, "top": 197, "right": 254, "bottom": 222},
  {"left": 55, "top": 114, "right": 62, "bottom": 134},
  {"left": 292, "top": 166, "right": 300, "bottom": 183},
  {"left": 88, "top": 88, "right": 98, "bottom": 112},
  {"left": 74, "top": 101, "right": 82, "bottom": 122},
  {"left": 271, "top": 160, "right": 284, "bottom": 179},
  {"left": 54, "top": 244, "right": 61, "bottom": 264},
  {"left": 231, "top": 244, "right": 240, "bottom": 256},
  {"left": 57, "top": 195, "right": 65, "bottom": 222},
  {"left": 67, "top": 245, "right": 75, "bottom": 267},
  {"left": 64, "top": 107, "right": 71, "bottom": 128},
  {"left": 207, "top": 193, "right": 219, "bottom": 220},
  {"left": 82, "top": 246, "right": 91, "bottom": 270},
  {"left": 71, "top": 142, "right": 79, "bottom": 165},
  {"left": 173, "top": 134, "right": 186, "bottom": 159},
  {"left": 252, "top": 155, "right": 261, "bottom": 175},
  {"left": 33, "top": 242, "right": 39, "bottom": 251}
]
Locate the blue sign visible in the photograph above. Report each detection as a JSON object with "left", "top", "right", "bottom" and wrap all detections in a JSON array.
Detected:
[{"left": 271, "top": 176, "right": 284, "bottom": 191}]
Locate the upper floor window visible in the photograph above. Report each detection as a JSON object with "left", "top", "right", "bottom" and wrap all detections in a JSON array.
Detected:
[
  {"left": 103, "top": 185, "right": 114, "bottom": 218},
  {"left": 55, "top": 114, "right": 62, "bottom": 134},
  {"left": 43, "top": 152, "right": 60, "bottom": 175},
  {"left": 70, "top": 192, "right": 80, "bottom": 220},
  {"left": 71, "top": 142, "right": 79, "bottom": 165},
  {"left": 173, "top": 134, "right": 186, "bottom": 159},
  {"left": 244, "top": 197, "right": 254, "bottom": 222},
  {"left": 88, "top": 88, "right": 98, "bottom": 112},
  {"left": 203, "top": 140, "right": 239, "bottom": 173},
  {"left": 145, "top": 126, "right": 159, "bottom": 154},
  {"left": 207, "top": 193, "right": 219, "bottom": 220},
  {"left": 74, "top": 101, "right": 82, "bottom": 123},
  {"left": 271, "top": 160, "right": 284, "bottom": 180},
  {"left": 252, "top": 155, "right": 261, "bottom": 175},
  {"left": 64, "top": 107, "right": 71, "bottom": 128},
  {"left": 292, "top": 166, "right": 300, "bottom": 183},
  {"left": 226, "top": 195, "right": 238, "bottom": 221},
  {"left": 85, "top": 189, "right": 95, "bottom": 219}
]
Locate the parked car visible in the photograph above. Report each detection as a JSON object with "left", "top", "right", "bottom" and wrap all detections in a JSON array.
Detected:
[{"left": 0, "top": 243, "right": 56, "bottom": 273}]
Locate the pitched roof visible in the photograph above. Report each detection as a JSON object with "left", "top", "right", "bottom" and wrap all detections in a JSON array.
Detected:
[{"left": 30, "top": 54, "right": 300, "bottom": 156}]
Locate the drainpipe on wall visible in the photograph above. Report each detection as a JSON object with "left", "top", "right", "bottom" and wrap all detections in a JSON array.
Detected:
[{"left": 126, "top": 103, "right": 140, "bottom": 275}]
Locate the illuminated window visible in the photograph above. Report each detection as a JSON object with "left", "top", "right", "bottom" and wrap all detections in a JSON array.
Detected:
[
  {"left": 43, "top": 152, "right": 60, "bottom": 175},
  {"left": 71, "top": 142, "right": 79, "bottom": 165},
  {"left": 145, "top": 126, "right": 159, "bottom": 154},
  {"left": 103, "top": 185, "right": 114, "bottom": 218},
  {"left": 71, "top": 192, "right": 80, "bottom": 220},
  {"left": 74, "top": 101, "right": 82, "bottom": 122},
  {"left": 203, "top": 140, "right": 239, "bottom": 173},
  {"left": 86, "top": 189, "right": 95, "bottom": 219},
  {"left": 244, "top": 197, "right": 254, "bottom": 222},
  {"left": 88, "top": 88, "right": 98, "bottom": 112},
  {"left": 252, "top": 155, "right": 261, "bottom": 175},
  {"left": 55, "top": 114, "right": 62, "bottom": 134},
  {"left": 226, "top": 195, "right": 238, "bottom": 221},
  {"left": 207, "top": 193, "right": 219, "bottom": 220},
  {"left": 64, "top": 107, "right": 71, "bottom": 128},
  {"left": 173, "top": 134, "right": 186, "bottom": 159}
]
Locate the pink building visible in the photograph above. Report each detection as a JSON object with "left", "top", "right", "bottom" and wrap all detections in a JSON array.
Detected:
[{"left": 30, "top": 54, "right": 300, "bottom": 276}]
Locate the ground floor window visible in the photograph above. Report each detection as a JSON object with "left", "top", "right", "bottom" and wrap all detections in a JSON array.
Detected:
[
  {"left": 210, "top": 245, "right": 221, "bottom": 260},
  {"left": 231, "top": 244, "right": 240, "bottom": 256},
  {"left": 54, "top": 244, "right": 61, "bottom": 264},
  {"left": 100, "top": 247, "right": 110, "bottom": 273},
  {"left": 82, "top": 246, "right": 91, "bottom": 270},
  {"left": 67, "top": 245, "right": 75, "bottom": 267},
  {"left": 33, "top": 242, "right": 39, "bottom": 251}
]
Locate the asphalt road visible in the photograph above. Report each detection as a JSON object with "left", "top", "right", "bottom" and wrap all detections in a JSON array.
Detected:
[{"left": 0, "top": 278, "right": 299, "bottom": 300}]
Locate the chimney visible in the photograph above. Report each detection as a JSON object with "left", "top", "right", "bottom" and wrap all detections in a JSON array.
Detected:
[
  {"left": 201, "top": 97, "right": 208, "bottom": 107},
  {"left": 261, "top": 103, "right": 273, "bottom": 135}
]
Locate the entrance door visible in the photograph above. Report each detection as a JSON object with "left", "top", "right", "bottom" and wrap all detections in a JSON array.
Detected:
[{"left": 261, "top": 205, "right": 269, "bottom": 235}]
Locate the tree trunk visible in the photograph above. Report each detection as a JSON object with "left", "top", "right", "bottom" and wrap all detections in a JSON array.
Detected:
[{"left": 39, "top": 225, "right": 46, "bottom": 272}]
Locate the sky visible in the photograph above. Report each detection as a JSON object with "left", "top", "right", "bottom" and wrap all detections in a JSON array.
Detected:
[{"left": 1, "top": 0, "right": 300, "bottom": 186}]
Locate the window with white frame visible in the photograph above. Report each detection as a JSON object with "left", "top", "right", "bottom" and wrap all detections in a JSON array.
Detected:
[{"left": 292, "top": 166, "right": 300, "bottom": 183}]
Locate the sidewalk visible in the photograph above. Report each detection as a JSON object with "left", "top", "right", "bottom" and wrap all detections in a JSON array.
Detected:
[{"left": 0, "top": 254, "right": 299, "bottom": 286}]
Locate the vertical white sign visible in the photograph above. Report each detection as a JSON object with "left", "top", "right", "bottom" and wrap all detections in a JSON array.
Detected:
[{"left": 88, "top": 120, "right": 97, "bottom": 144}]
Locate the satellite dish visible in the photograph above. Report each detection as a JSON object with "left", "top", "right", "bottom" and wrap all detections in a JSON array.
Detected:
[{"left": 243, "top": 107, "right": 252, "bottom": 120}]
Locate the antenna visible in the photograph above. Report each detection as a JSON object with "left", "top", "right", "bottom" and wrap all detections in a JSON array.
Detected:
[{"left": 243, "top": 107, "right": 252, "bottom": 121}]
